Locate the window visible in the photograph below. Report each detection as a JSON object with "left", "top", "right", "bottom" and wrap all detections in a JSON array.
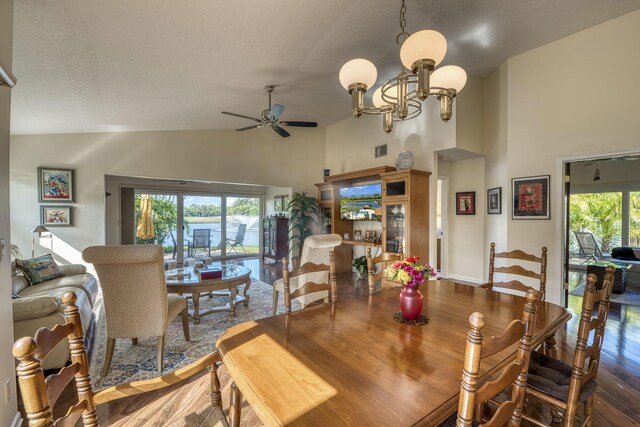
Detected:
[{"left": 569, "top": 192, "right": 622, "bottom": 253}]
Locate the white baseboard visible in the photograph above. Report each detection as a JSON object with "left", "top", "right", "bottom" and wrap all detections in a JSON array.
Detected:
[
  {"left": 11, "top": 412, "right": 22, "bottom": 427},
  {"left": 446, "top": 274, "right": 484, "bottom": 285}
]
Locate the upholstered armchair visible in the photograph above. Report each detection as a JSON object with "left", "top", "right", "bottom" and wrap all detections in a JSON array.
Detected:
[
  {"left": 272, "top": 234, "right": 342, "bottom": 315},
  {"left": 82, "top": 245, "right": 189, "bottom": 375}
]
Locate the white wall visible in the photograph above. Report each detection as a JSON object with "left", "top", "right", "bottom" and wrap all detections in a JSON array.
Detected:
[
  {"left": 493, "top": 10, "right": 640, "bottom": 304},
  {"left": 448, "top": 157, "right": 486, "bottom": 283},
  {"left": 10, "top": 128, "right": 326, "bottom": 263},
  {"left": 0, "top": 0, "right": 18, "bottom": 423}
]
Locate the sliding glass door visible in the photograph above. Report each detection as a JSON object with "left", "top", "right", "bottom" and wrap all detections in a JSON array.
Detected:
[
  {"left": 225, "top": 196, "right": 261, "bottom": 256},
  {"left": 183, "top": 195, "right": 222, "bottom": 260},
  {"left": 134, "top": 192, "right": 179, "bottom": 261}
]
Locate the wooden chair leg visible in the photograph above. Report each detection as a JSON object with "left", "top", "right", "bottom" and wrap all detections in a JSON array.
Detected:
[
  {"left": 210, "top": 361, "right": 223, "bottom": 408},
  {"left": 230, "top": 381, "right": 242, "bottom": 427},
  {"left": 272, "top": 289, "right": 279, "bottom": 316},
  {"left": 181, "top": 308, "right": 190, "bottom": 342},
  {"left": 584, "top": 396, "right": 594, "bottom": 427},
  {"left": 102, "top": 338, "right": 116, "bottom": 377},
  {"left": 157, "top": 335, "right": 166, "bottom": 374},
  {"left": 132, "top": 338, "right": 138, "bottom": 345}
]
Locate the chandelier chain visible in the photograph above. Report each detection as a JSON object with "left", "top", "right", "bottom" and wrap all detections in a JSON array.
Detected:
[{"left": 396, "top": 0, "right": 410, "bottom": 46}]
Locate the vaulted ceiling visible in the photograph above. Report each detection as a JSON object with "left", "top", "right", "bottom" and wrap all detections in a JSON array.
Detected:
[{"left": 11, "top": 0, "right": 640, "bottom": 135}]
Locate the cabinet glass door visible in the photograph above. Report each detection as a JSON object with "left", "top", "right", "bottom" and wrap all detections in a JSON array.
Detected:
[
  {"left": 385, "top": 203, "right": 406, "bottom": 254},
  {"left": 321, "top": 207, "right": 332, "bottom": 234}
]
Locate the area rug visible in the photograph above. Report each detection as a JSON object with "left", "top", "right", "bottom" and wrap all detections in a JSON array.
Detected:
[
  {"left": 569, "top": 283, "right": 640, "bottom": 307},
  {"left": 90, "top": 278, "right": 298, "bottom": 391}
]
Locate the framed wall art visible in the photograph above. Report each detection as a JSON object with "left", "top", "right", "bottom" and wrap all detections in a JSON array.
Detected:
[
  {"left": 512, "top": 175, "right": 550, "bottom": 219},
  {"left": 456, "top": 192, "right": 475, "bottom": 215},
  {"left": 38, "top": 167, "right": 75, "bottom": 202},
  {"left": 487, "top": 187, "right": 502, "bottom": 214},
  {"left": 41, "top": 206, "right": 73, "bottom": 226}
]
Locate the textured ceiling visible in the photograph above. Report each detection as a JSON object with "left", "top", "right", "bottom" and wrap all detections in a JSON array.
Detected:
[{"left": 11, "top": 0, "right": 640, "bottom": 135}]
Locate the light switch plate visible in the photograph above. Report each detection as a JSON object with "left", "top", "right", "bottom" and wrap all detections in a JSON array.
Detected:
[{"left": 0, "top": 239, "right": 4, "bottom": 261}]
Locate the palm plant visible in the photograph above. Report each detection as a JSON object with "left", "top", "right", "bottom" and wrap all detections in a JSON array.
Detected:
[
  {"left": 569, "top": 193, "right": 622, "bottom": 251},
  {"left": 287, "top": 192, "right": 319, "bottom": 261}
]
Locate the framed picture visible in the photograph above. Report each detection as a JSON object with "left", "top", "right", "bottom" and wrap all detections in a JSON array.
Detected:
[
  {"left": 512, "top": 175, "right": 550, "bottom": 219},
  {"left": 365, "top": 230, "right": 377, "bottom": 242},
  {"left": 38, "top": 167, "right": 75, "bottom": 202},
  {"left": 41, "top": 206, "right": 73, "bottom": 226},
  {"left": 274, "top": 196, "right": 283, "bottom": 212},
  {"left": 353, "top": 229, "right": 363, "bottom": 241},
  {"left": 487, "top": 187, "right": 502, "bottom": 214},
  {"left": 456, "top": 192, "right": 475, "bottom": 215}
]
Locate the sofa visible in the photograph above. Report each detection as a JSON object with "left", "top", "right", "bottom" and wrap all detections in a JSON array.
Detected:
[{"left": 11, "top": 245, "right": 99, "bottom": 370}]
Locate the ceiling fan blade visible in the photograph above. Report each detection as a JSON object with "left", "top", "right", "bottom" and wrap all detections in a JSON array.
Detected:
[
  {"left": 279, "top": 121, "right": 318, "bottom": 128},
  {"left": 236, "top": 125, "right": 259, "bottom": 131},
  {"left": 269, "top": 104, "right": 285, "bottom": 120},
  {"left": 221, "top": 111, "right": 261, "bottom": 122},
  {"left": 272, "top": 125, "right": 290, "bottom": 138}
]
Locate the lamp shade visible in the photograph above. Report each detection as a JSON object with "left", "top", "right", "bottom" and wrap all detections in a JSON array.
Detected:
[
  {"left": 400, "top": 30, "right": 448, "bottom": 69},
  {"left": 430, "top": 65, "right": 467, "bottom": 92},
  {"left": 339, "top": 58, "right": 377, "bottom": 90},
  {"left": 372, "top": 85, "right": 400, "bottom": 108},
  {"left": 31, "top": 225, "right": 51, "bottom": 235}
]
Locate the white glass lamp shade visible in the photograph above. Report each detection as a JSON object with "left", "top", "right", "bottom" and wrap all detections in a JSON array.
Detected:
[
  {"left": 372, "top": 87, "right": 394, "bottom": 108},
  {"left": 339, "top": 58, "right": 377, "bottom": 90},
  {"left": 430, "top": 65, "right": 467, "bottom": 92},
  {"left": 400, "top": 30, "right": 448, "bottom": 69}
]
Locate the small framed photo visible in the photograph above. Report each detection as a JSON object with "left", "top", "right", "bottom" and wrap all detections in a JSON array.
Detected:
[
  {"left": 274, "top": 196, "right": 282, "bottom": 212},
  {"left": 38, "top": 167, "right": 75, "bottom": 202},
  {"left": 41, "top": 206, "right": 73, "bottom": 226},
  {"left": 353, "top": 229, "right": 363, "bottom": 241},
  {"left": 512, "top": 175, "right": 550, "bottom": 220},
  {"left": 487, "top": 187, "right": 502, "bottom": 214},
  {"left": 456, "top": 192, "right": 476, "bottom": 215},
  {"left": 365, "top": 230, "right": 377, "bottom": 242}
]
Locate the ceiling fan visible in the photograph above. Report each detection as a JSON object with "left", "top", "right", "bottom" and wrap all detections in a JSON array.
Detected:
[{"left": 222, "top": 85, "right": 318, "bottom": 137}]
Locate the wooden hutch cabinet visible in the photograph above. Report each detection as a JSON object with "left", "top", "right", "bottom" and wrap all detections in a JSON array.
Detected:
[
  {"left": 316, "top": 166, "right": 430, "bottom": 273},
  {"left": 262, "top": 216, "right": 288, "bottom": 263}
]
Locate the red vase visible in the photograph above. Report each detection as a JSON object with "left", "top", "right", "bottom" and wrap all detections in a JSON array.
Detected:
[{"left": 399, "top": 285, "right": 423, "bottom": 321}]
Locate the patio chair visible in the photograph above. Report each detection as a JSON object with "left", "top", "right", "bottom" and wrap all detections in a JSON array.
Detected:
[
  {"left": 574, "top": 231, "right": 608, "bottom": 262},
  {"left": 188, "top": 228, "right": 212, "bottom": 257},
  {"left": 226, "top": 224, "right": 247, "bottom": 254}
]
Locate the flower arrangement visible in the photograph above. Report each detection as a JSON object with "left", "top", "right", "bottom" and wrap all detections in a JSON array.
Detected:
[{"left": 385, "top": 256, "right": 436, "bottom": 287}]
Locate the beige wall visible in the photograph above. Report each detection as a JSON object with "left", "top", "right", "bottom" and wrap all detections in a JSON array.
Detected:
[
  {"left": 483, "top": 63, "right": 509, "bottom": 278},
  {"left": 485, "top": 10, "right": 640, "bottom": 304},
  {"left": 455, "top": 75, "right": 486, "bottom": 156},
  {"left": 0, "top": 0, "right": 18, "bottom": 423},
  {"left": 10, "top": 128, "right": 325, "bottom": 263},
  {"left": 448, "top": 157, "right": 486, "bottom": 282}
]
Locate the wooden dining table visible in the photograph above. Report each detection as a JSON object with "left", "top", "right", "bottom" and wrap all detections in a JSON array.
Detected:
[{"left": 216, "top": 280, "right": 571, "bottom": 426}]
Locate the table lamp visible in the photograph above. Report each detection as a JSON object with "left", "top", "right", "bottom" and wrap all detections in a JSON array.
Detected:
[{"left": 31, "top": 225, "right": 52, "bottom": 258}]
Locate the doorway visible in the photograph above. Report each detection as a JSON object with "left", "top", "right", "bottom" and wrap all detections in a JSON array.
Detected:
[{"left": 437, "top": 177, "right": 449, "bottom": 277}]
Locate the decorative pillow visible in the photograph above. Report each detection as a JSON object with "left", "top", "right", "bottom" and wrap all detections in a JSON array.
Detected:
[{"left": 15, "top": 255, "right": 64, "bottom": 285}]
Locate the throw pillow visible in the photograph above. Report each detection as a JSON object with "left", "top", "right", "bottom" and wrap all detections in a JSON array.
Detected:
[{"left": 16, "top": 254, "right": 64, "bottom": 285}]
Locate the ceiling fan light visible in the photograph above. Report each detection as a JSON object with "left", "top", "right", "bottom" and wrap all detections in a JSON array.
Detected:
[
  {"left": 400, "top": 30, "right": 448, "bottom": 70},
  {"left": 431, "top": 65, "right": 467, "bottom": 93},
  {"left": 339, "top": 58, "right": 378, "bottom": 91}
]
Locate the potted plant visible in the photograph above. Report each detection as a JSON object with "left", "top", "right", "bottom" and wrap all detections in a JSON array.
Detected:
[
  {"left": 287, "top": 192, "right": 319, "bottom": 265},
  {"left": 353, "top": 255, "right": 369, "bottom": 280}
]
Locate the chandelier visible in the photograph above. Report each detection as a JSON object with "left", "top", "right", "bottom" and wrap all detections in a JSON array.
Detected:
[{"left": 339, "top": 0, "right": 467, "bottom": 133}]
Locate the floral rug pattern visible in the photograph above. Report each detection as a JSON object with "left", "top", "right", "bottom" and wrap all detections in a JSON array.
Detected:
[{"left": 90, "top": 278, "right": 297, "bottom": 390}]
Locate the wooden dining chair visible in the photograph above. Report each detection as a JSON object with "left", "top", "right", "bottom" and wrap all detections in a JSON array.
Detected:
[
  {"left": 13, "top": 291, "right": 227, "bottom": 427},
  {"left": 281, "top": 251, "right": 337, "bottom": 313},
  {"left": 482, "top": 242, "right": 548, "bottom": 301},
  {"left": 443, "top": 289, "right": 539, "bottom": 427},
  {"left": 366, "top": 245, "right": 404, "bottom": 294},
  {"left": 522, "top": 267, "right": 615, "bottom": 427}
]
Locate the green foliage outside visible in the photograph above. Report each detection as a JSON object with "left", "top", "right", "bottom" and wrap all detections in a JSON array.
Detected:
[
  {"left": 135, "top": 195, "right": 189, "bottom": 256},
  {"left": 228, "top": 198, "right": 260, "bottom": 216},
  {"left": 569, "top": 192, "right": 640, "bottom": 251},
  {"left": 184, "top": 204, "right": 220, "bottom": 218}
]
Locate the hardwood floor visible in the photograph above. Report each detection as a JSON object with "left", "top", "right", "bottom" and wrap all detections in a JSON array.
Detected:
[{"left": 20, "top": 260, "right": 640, "bottom": 426}]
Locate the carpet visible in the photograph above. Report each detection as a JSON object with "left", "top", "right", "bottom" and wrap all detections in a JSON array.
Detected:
[
  {"left": 90, "top": 278, "right": 298, "bottom": 391},
  {"left": 569, "top": 283, "right": 640, "bottom": 307}
]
